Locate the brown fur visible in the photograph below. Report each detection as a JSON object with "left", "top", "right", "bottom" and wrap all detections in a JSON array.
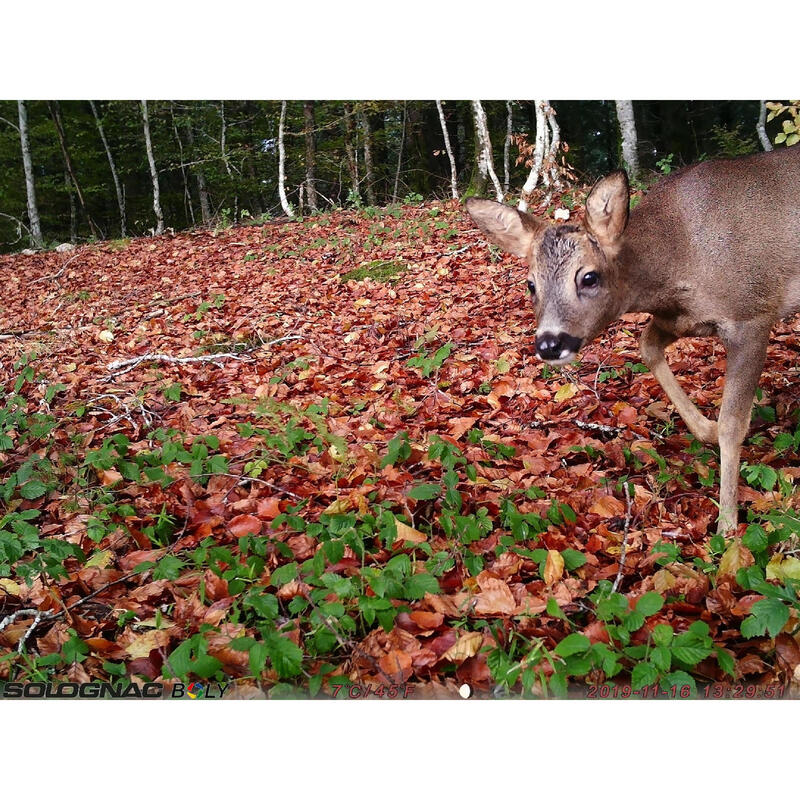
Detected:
[{"left": 465, "top": 146, "right": 800, "bottom": 534}]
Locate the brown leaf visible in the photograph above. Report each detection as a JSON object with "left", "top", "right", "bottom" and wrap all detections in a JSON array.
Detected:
[
  {"left": 718, "top": 539, "right": 754, "bottom": 577},
  {"left": 442, "top": 631, "right": 483, "bottom": 663},
  {"left": 543, "top": 549, "right": 565, "bottom": 586},
  {"left": 395, "top": 519, "right": 426, "bottom": 543},
  {"left": 229, "top": 514, "right": 262, "bottom": 538},
  {"left": 589, "top": 495, "right": 625, "bottom": 518}
]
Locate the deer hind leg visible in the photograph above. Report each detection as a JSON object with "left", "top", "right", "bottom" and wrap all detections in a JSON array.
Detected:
[
  {"left": 715, "top": 323, "right": 770, "bottom": 535},
  {"left": 639, "top": 320, "right": 718, "bottom": 444}
]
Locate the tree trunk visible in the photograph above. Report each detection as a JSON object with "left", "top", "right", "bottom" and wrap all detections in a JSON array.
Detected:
[
  {"left": 89, "top": 100, "right": 127, "bottom": 236},
  {"left": 48, "top": 100, "right": 100, "bottom": 239},
  {"left": 343, "top": 103, "right": 359, "bottom": 203},
  {"left": 141, "top": 100, "right": 165, "bottom": 235},
  {"left": 66, "top": 170, "right": 77, "bottom": 243},
  {"left": 756, "top": 100, "right": 773, "bottom": 152},
  {"left": 503, "top": 101, "right": 513, "bottom": 195},
  {"left": 277, "top": 101, "right": 295, "bottom": 217},
  {"left": 471, "top": 100, "right": 503, "bottom": 201},
  {"left": 168, "top": 102, "right": 195, "bottom": 228},
  {"left": 435, "top": 100, "right": 459, "bottom": 200},
  {"left": 615, "top": 100, "right": 640, "bottom": 178},
  {"left": 17, "top": 100, "right": 43, "bottom": 248},
  {"left": 185, "top": 118, "right": 211, "bottom": 225},
  {"left": 358, "top": 109, "right": 377, "bottom": 206},
  {"left": 303, "top": 101, "right": 319, "bottom": 212},
  {"left": 220, "top": 101, "right": 238, "bottom": 222},
  {"left": 392, "top": 101, "right": 407, "bottom": 203},
  {"left": 519, "top": 100, "right": 548, "bottom": 212}
]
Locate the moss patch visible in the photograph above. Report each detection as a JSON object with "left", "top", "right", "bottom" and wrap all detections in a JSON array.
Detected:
[{"left": 339, "top": 259, "right": 408, "bottom": 283}]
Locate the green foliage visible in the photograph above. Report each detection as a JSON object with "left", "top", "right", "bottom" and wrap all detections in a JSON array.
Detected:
[
  {"left": 339, "top": 259, "right": 408, "bottom": 283},
  {"left": 766, "top": 101, "right": 800, "bottom": 147}
]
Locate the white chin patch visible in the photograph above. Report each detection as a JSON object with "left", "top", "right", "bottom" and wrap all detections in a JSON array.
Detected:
[{"left": 537, "top": 352, "right": 576, "bottom": 366}]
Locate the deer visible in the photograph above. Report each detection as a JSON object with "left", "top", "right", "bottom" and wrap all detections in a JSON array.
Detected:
[{"left": 466, "top": 146, "right": 800, "bottom": 536}]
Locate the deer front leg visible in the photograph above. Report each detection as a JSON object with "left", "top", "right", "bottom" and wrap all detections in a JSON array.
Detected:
[
  {"left": 715, "top": 324, "right": 770, "bottom": 535},
  {"left": 639, "top": 320, "right": 718, "bottom": 444}
]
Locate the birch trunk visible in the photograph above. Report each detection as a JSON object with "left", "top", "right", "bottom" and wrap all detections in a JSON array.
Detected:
[
  {"left": 435, "top": 100, "right": 459, "bottom": 200},
  {"left": 303, "top": 101, "right": 319, "bottom": 212},
  {"left": 518, "top": 100, "right": 548, "bottom": 212},
  {"left": 277, "top": 101, "right": 295, "bottom": 218},
  {"left": 471, "top": 100, "right": 503, "bottom": 202},
  {"left": 343, "top": 103, "right": 359, "bottom": 203},
  {"left": 358, "top": 109, "right": 377, "bottom": 206},
  {"left": 185, "top": 119, "right": 211, "bottom": 224},
  {"left": 89, "top": 100, "right": 127, "bottom": 236},
  {"left": 392, "top": 101, "right": 407, "bottom": 203},
  {"left": 614, "top": 100, "right": 640, "bottom": 178},
  {"left": 503, "top": 101, "right": 513, "bottom": 195},
  {"left": 756, "top": 100, "right": 773, "bottom": 152},
  {"left": 17, "top": 100, "right": 43, "bottom": 247},
  {"left": 141, "top": 100, "right": 165, "bottom": 234},
  {"left": 49, "top": 101, "right": 100, "bottom": 239}
]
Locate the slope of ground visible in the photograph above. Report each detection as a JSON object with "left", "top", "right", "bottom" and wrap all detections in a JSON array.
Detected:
[{"left": 1, "top": 198, "right": 799, "bottom": 698}]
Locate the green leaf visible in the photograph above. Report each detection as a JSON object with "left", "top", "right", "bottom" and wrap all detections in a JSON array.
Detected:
[
  {"left": 561, "top": 548, "right": 587, "bottom": 570},
  {"left": 554, "top": 633, "right": 591, "bottom": 657},
  {"left": 742, "top": 525, "right": 768, "bottom": 554},
  {"left": 270, "top": 562, "right": 298, "bottom": 587},
  {"left": 631, "top": 662, "right": 659, "bottom": 690},
  {"left": 635, "top": 592, "right": 664, "bottom": 617},
  {"left": 407, "top": 483, "right": 441, "bottom": 501},
  {"left": 742, "top": 597, "right": 790, "bottom": 638},
  {"left": 19, "top": 480, "right": 47, "bottom": 500},
  {"left": 715, "top": 646, "right": 736, "bottom": 678},
  {"left": 671, "top": 645, "right": 711, "bottom": 666},
  {"left": 652, "top": 623, "right": 674, "bottom": 647},
  {"left": 264, "top": 632, "right": 303, "bottom": 678},
  {"left": 546, "top": 596, "right": 567, "bottom": 620},
  {"left": 404, "top": 572, "right": 440, "bottom": 600},
  {"left": 651, "top": 646, "right": 671, "bottom": 672}
]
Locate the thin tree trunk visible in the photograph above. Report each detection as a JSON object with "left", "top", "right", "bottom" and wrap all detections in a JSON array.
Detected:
[
  {"left": 48, "top": 100, "right": 100, "bottom": 239},
  {"left": 471, "top": 100, "right": 503, "bottom": 201},
  {"left": 66, "top": 171, "right": 77, "bottom": 243},
  {"left": 392, "top": 101, "right": 407, "bottom": 203},
  {"left": 303, "top": 101, "right": 319, "bottom": 212},
  {"left": 343, "top": 103, "right": 359, "bottom": 202},
  {"left": 503, "top": 101, "right": 513, "bottom": 195},
  {"left": 519, "top": 99, "right": 548, "bottom": 212},
  {"left": 615, "top": 100, "right": 640, "bottom": 178},
  {"left": 89, "top": 100, "right": 127, "bottom": 237},
  {"left": 17, "top": 100, "right": 43, "bottom": 248},
  {"left": 359, "top": 109, "right": 377, "bottom": 206},
  {"left": 185, "top": 119, "right": 211, "bottom": 224},
  {"left": 756, "top": 100, "right": 773, "bottom": 152},
  {"left": 219, "top": 101, "right": 238, "bottom": 222},
  {"left": 435, "top": 100, "right": 459, "bottom": 200},
  {"left": 277, "top": 101, "right": 295, "bottom": 218},
  {"left": 169, "top": 102, "right": 195, "bottom": 227},
  {"left": 141, "top": 100, "right": 165, "bottom": 235}
]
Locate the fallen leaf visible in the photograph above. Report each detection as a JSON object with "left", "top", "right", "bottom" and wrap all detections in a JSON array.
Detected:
[
  {"left": 543, "top": 550, "right": 565, "bottom": 586},
  {"left": 442, "top": 631, "right": 483, "bottom": 663}
]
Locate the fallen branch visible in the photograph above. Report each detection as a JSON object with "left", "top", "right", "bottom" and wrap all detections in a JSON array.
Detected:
[
  {"left": 28, "top": 251, "right": 82, "bottom": 285},
  {"left": 105, "top": 335, "right": 300, "bottom": 376}
]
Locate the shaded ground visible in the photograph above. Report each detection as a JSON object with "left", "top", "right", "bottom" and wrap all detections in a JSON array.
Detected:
[{"left": 1, "top": 198, "right": 799, "bottom": 698}]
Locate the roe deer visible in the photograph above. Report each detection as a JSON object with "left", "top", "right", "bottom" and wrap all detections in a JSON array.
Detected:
[{"left": 466, "top": 146, "right": 800, "bottom": 535}]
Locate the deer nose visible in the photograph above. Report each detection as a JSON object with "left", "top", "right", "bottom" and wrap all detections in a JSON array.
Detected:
[{"left": 536, "top": 332, "right": 566, "bottom": 360}]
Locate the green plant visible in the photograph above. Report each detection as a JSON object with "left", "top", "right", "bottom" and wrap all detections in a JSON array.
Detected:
[
  {"left": 656, "top": 153, "right": 675, "bottom": 174},
  {"left": 766, "top": 101, "right": 800, "bottom": 147}
]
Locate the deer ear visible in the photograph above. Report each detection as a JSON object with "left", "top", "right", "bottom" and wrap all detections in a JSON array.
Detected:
[
  {"left": 465, "top": 198, "right": 543, "bottom": 259},
  {"left": 585, "top": 171, "right": 629, "bottom": 247}
]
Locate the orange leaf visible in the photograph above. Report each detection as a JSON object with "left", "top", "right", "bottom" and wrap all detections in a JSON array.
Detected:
[
  {"left": 589, "top": 495, "right": 625, "bottom": 518},
  {"left": 229, "top": 514, "right": 262, "bottom": 538},
  {"left": 395, "top": 519, "right": 426, "bottom": 543}
]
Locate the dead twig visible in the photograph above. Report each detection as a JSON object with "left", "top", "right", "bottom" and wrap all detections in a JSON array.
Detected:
[
  {"left": 28, "top": 251, "right": 82, "bottom": 285},
  {"left": 105, "top": 335, "right": 300, "bottom": 377}
]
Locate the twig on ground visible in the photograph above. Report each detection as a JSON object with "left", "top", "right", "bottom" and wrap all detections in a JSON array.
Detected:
[
  {"left": 28, "top": 252, "right": 81, "bottom": 285},
  {"left": 105, "top": 334, "right": 301, "bottom": 377},
  {"left": 612, "top": 481, "right": 634, "bottom": 593}
]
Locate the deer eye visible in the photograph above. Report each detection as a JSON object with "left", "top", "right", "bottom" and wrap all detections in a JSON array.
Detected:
[
  {"left": 581, "top": 271, "right": 599, "bottom": 288},
  {"left": 527, "top": 280, "right": 536, "bottom": 295}
]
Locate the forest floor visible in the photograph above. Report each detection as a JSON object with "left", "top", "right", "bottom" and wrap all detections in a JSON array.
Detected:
[{"left": 1, "top": 197, "right": 800, "bottom": 698}]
